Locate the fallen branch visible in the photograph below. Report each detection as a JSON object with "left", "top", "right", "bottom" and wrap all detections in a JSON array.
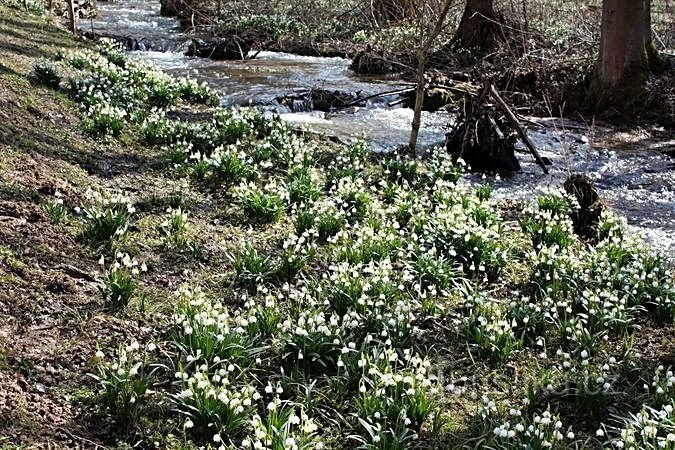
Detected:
[
  {"left": 488, "top": 83, "right": 549, "bottom": 174},
  {"left": 342, "top": 87, "right": 415, "bottom": 108}
]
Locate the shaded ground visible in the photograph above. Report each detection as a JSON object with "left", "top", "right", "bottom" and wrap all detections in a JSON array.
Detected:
[{"left": 0, "top": 4, "right": 244, "bottom": 446}]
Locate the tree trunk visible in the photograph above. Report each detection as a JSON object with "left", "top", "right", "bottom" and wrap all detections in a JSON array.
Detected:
[
  {"left": 454, "top": 0, "right": 499, "bottom": 51},
  {"left": 160, "top": 0, "right": 178, "bottom": 17},
  {"left": 67, "top": 0, "right": 77, "bottom": 34},
  {"left": 589, "top": 0, "right": 664, "bottom": 112},
  {"left": 408, "top": 49, "right": 427, "bottom": 152},
  {"left": 408, "top": 0, "right": 454, "bottom": 152}
]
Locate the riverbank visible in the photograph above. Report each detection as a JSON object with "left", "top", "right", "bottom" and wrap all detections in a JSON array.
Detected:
[
  {"left": 1, "top": 2, "right": 674, "bottom": 449},
  {"left": 158, "top": 0, "right": 675, "bottom": 123}
]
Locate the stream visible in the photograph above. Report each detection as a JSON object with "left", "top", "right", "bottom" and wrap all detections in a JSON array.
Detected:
[{"left": 83, "top": 0, "right": 675, "bottom": 257}]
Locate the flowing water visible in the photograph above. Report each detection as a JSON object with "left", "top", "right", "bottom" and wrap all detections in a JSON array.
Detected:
[{"left": 83, "top": 0, "right": 675, "bottom": 256}]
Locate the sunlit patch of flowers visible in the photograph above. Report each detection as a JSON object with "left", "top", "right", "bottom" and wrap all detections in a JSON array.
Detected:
[
  {"left": 293, "top": 198, "right": 346, "bottom": 243},
  {"left": 172, "top": 285, "right": 262, "bottom": 366},
  {"left": 90, "top": 339, "right": 159, "bottom": 426},
  {"left": 491, "top": 409, "right": 574, "bottom": 450},
  {"left": 57, "top": 39, "right": 222, "bottom": 145},
  {"left": 461, "top": 291, "right": 521, "bottom": 361},
  {"left": 243, "top": 397, "right": 323, "bottom": 450},
  {"left": 421, "top": 182, "right": 508, "bottom": 280},
  {"left": 521, "top": 187, "right": 578, "bottom": 249},
  {"left": 605, "top": 400, "right": 675, "bottom": 450},
  {"left": 142, "top": 109, "right": 180, "bottom": 145},
  {"left": 528, "top": 243, "right": 580, "bottom": 303},
  {"left": 521, "top": 207, "right": 576, "bottom": 249},
  {"left": 382, "top": 154, "right": 419, "bottom": 185},
  {"left": 234, "top": 243, "right": 276, "bottom": 290},
  {"left": 328, "top": 140, "right": 368, "bottom": 180},
  {"left": 176, "top": 77, "right": 219, "bottom": 106},
  {"left": 332, "top": 176, "right": 372, "bottom": 223},
  {"left": 585, "top": 233, "right": 674, "bottom": 323},
  {"left": 280, "top": 296, "right": 344, "bottom": 374},
  {"left": 277, "top": 232, "right": 317, "bottom": 282},
  {"left": 236, "top": 181, "right": 286, "bottom": 223},
  {"left": 426, "top": 149, "right": 465, "bottom": 184},
  {"left": 43, "top": 190, "right": 68, "bottom": 224},
  {"left": 83, "top": 102, "right": 127, "bottom": 137},
  {"left": 285, "top": 165, "right": 322, "bottom": 205},
  {"left": 161, "top": 207, "right": 198, "bottom": 253},
  {"left": 208, "top": 145, "right": 258, "bottom": 184},
  {"left": 174, "top": 363, "right": 260, "bottom": 444},
  {"left": 349, "top": 347, "right": 439, "bottom": 449},
  {"left": 96, "top": 38, "right": 127, "bottom": 66},
  {"left": 32, "top": 58, "right": 61, "bottom": 88},
  {"left": 315, "top": 260, "right": 415, "bottom": 346},
  {"left": 333, "top": 223, "right": 404, "bottom": 265},
  {"left": 98, "top": 253, "right": 146, "bottom": 310},
  {"left": 162, "top": 139, "right": 193, "bottom": 168},
  {"left": 78, "top": 189, "right": 135, "bottom": 245}
]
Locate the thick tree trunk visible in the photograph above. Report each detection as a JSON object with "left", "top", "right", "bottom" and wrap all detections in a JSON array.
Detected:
[
  {"left": 589, "top": 0, "right": 664, "bottom": 112},
  {"left": 160, "top": 0, "right": 178, "bottom": 17},
  {"left": 454, "top": 0, "right": 499, "bottom": 51}
]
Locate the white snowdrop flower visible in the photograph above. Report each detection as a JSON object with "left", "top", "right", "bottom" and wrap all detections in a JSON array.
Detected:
[{"left": 596, "top": 428, "right": 604, "bottom": 437}]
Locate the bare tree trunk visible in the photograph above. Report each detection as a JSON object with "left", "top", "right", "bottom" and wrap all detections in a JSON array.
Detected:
[
  {"left": 454, "top": 0, "right": 499, "bottom": 51},
  {"left": 408, "top": 0, "right": 455, "bottom": 152},
  {"left": 67, "top": 0, "right": 77, "bottom": 34},
  {"left": 408, "top": 49, "right": 427, "bottom": 152},
  {"left": 589, "top": 0, "right": 664, "bottom": 112}
]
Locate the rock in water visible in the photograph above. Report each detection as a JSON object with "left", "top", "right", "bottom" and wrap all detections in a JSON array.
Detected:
[{"left": 186, "top": 37, "right": 252, "bottom": 60}]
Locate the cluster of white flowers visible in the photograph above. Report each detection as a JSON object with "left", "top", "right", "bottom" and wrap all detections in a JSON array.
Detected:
[
  {"left": 175, "top": 362, "right": 261, "bottom": 438},
  {"left": 426, "top": 147, "right": 465, "bottom": 183},
  {"left": 91, "top": 338, "right": 158, "bottom": 422},
  {"left": 645, "top": 366, "right": 675, "bottom": 406},
  {"left": 608, "top": 401, "right": 675, "bottom": 450},
  {"left": 462, "top": 291, "right": 521, "bottom": 361},
  {"left": 418, "top": 182, "right": 508, "bottom": 280},
  {"left": 243, "top": 402, "right": 323, "bottom": 450},
  {"left": 352, "top": 346, "right": 438, "bottom": 444},
  {"left": 59, "top": 40, "right": 219, "bottom": 140},
  {"left": 492, "top": 409, "right": 574, "bottom": 448}
]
